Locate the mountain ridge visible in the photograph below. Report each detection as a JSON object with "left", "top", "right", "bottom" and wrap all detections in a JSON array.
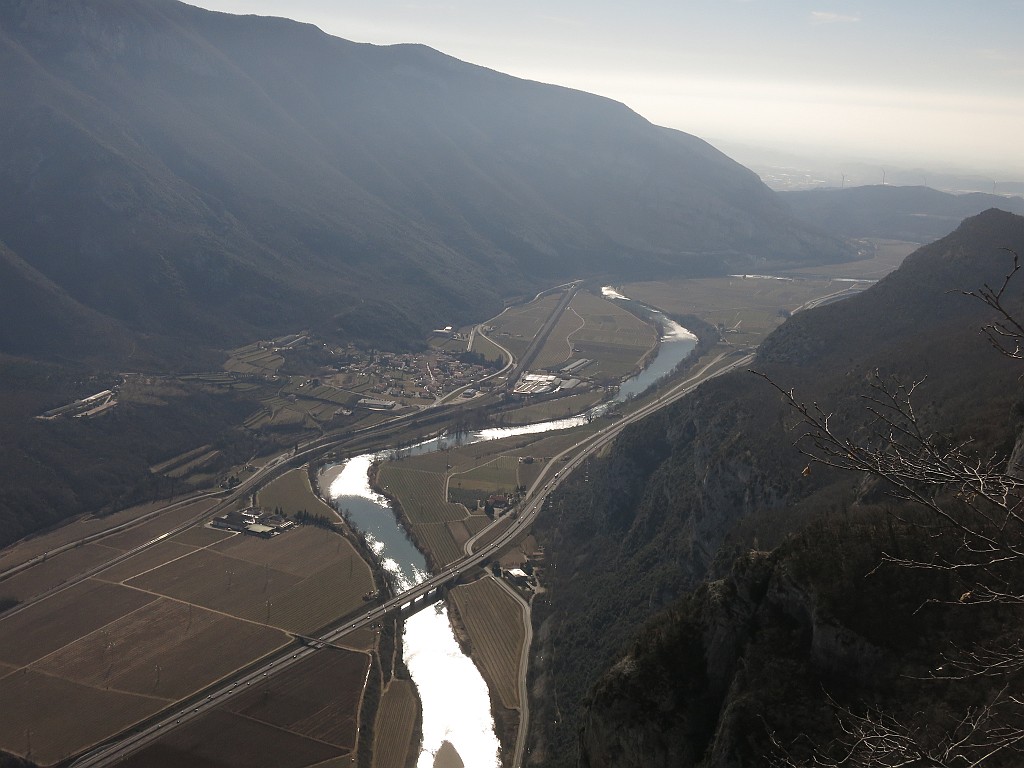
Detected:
[{"left": 0, "top": 0, "right": 850, "bottom": 366}]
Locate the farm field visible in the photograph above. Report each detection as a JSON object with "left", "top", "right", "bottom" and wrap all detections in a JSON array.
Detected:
[
  {"left": 33, "top": 597, "right": 289, "bottom": 700},
  {"left": 99, "top": 498, "right": 221, "bottom": 551},
  {"left": 257, "top": 468, "right": 342, "bottom": 522},
  {"left": 373, "top": 678, "right": 418, "bottom": 768},
  {"left": 497, "top": 390, "right": 605, "bottom": 424},
  {"left": 126, "top": 533, "right": 374, "bottom": 635},
  {"left": 415, "top": 523, "right": 464, "bottom": 567},
  {"left": 119, "top": 648, "right": 370, "bottom": 768},
  {"left": 0, "top": 669, "right": 166, "bottom": 766},
  {"left": 172, "top": 525, "right": 234, "bottom": 548},
  {"left": 224, "top": 648, "right": 370, "bottom": 750},
  {"left": 0, "top": 577, "right": 291, "bottom": 765},
  {"left": 469, "top": 330, "right": 508, "bottom": 364},
  {"left": 452, "top": 455, "right": 520, "bottom": 497},
  {"left": 0, "top": 496, "right": 216, "bottom": 573},
  {"left": 534, "top": 291, "right": 657, "bottom": 380},
  {"left": 622, "top": 273, "right": 876, "bottom": 346},
  {"left": 486, "top": 293, "right": 562, "bottom": 360},
  {"left": 376, "top": 464, "right": 466, "bottom": 525},
  {"left": 0, "top": 580, "right": 157, "bottom": 667},
  {"left": 120, "top": 709, "right": 347, "bottom": 768},
  {"left": 450, "top": 577, "right": 525, "bottom": 709},
  {"left": 0, "top": 541, "right": 121, "bottom": 602},
  {"left": 211, "top": 525, "right": 355, "bottom": 578},
  {"left": 95, "top": 540, "right": 197, "bottom": 584}
]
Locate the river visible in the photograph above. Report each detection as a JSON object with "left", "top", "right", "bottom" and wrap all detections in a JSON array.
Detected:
[{"left": 318, "top": 287, "right": 696, "bottom": 767}]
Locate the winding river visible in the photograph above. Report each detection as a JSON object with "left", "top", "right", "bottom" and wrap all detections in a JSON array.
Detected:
[{"left": 317, "top": 288, "right": 696, "bottom": 767}]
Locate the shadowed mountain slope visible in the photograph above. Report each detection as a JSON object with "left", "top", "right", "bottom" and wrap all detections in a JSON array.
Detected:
[
  {"left": 529, "top": 209, "right": 1024, "bottom": 767},
  {"left": 0, "top": 0, "right": 848, "bottom": 364}
]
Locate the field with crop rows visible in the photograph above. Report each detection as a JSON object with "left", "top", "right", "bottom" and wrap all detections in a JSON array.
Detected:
[
  {"left": 624, "top": 274, "right": 877, "bottom": 344},
  {"left": 0, "top": 580, "right": 157, "bottom": 667},
  {"left": 99, "top": 498, "right": 220, "bottom": 551},
  {"left": 415, "top": 524, "right": 463, "bottom": 567},
  {"left": 499, "top": 390, "right": 605, "bottom": 424},
  {"left": 0, "top": 542, "right": 121, "bottom": 602},
  {"left": 257, "top": 468, "right": 341, "bottom": 521},
  {"left": 0, "top": 669, "right": 166, "bottom": 766},
  {"left": 121, "top": 710, "right": 347, "bottom": 768},
  {"left": 532, "top": 304, "right": 586, "bottom": 370},
  {"left": 451, "top": 577, "right": 525, "bottom": 709},
  {"left": 126, "top": 540, "right": 373, "bottom": 635},
  {"left": 224, "top": 343, "right": 284, "bottom": 374},
  {"left": 470, "top": 331, "right": 508, "bottom": 363},
  {"left": 487, "top": 294, "right": 561, "bottom": 359},
  {"left": 95, "top": 540, "right": 196, "bottom": 584},
  {"left": 149, "top": 444, "right": 212, "bottom": 475},
  {"left": 212, "top": 526, "right": 351, "bottom": 578},
  {"left": 225, "top": 648, "right": 369, "bottom": 749},
  {"left": 452, "top": 455, "right": 520, "bottom": 496},
  {"left": 172, "top": 525, "right": 234, "bottom": 548},
  {"left": 33, "top": 597, "right": 288, "bottom": 700},
  {"left": 373, "top": 679, "right": 418, "bottom": 768},
  {"left": 377, "top": 464, "right": 466, "bottom": 524}
]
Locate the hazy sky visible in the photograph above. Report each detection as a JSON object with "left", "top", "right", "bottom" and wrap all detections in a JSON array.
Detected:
[{"left": 189, "top": 1, "right": 1024, "bottom": 177}]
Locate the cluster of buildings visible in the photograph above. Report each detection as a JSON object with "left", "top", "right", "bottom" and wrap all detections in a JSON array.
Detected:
[
  {"left": 513, "top": 372, "right": 582, "bottom": 396},
  {"left": 211, "top": 507, "right": 296, "bottom": 538},
  {"left": 328, "top": 346, "right": 495, "bottom": 402}
]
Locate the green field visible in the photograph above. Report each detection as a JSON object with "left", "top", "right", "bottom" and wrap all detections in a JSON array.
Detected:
[
  {"left": 487, "top": 294, "right": 562, "bottom": 359},
  {"left": 534, "top": 291, "right": 656, "bottom": 380},
  {"left": 257, "top": 468, "right": 341, "bottom": 522}
]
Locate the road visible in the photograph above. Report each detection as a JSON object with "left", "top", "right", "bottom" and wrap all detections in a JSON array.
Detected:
[{"left": 72, "top": 344, "right": 755, "bottom": 767}]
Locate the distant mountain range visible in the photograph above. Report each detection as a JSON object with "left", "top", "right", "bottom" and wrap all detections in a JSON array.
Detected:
[
  {"left": 780, "top": 184, "right": 1024, "bottom": 242},
  {"left": 0, "top": 0, "right": 850, "bottom": 367}
]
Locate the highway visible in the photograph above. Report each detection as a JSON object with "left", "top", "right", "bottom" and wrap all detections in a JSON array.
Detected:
[{"left": 71, "top": 344, "right": 755, "bottom": 767}]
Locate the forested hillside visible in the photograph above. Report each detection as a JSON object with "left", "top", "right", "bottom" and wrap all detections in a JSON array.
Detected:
[{"left": 528, "top": 209, "right": 1024, "bottom": 767}]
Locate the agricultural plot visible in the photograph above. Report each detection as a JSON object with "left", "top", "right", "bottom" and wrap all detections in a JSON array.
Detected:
[
  {"left": 487, "top": 294, "right": 562, "bottom": 359},
  {"left": 121, "top": 710, "right": 346, "bottom": 768},
  {"left": 95, "top": 540, "right": 196, "bottom": 584},
  {"left": 0, "top": 542, "right": 121, "bottom": 602},
  {"left": 33, "top": 597, "right": 289, "bottom": 700},
  {"left": 149, "top": 444, "right": 212, "bottom": 475},
  {"left": 125, "top": 548, "right": 303, "bottom": 622},
  {"left": 452, "top": 455, "right": 520, "bottom": 497},
  {"left": 532, "top": 305, "right": 586, "bottom": 370},
  {"left": 172, "top": 525, "right": 234, "bottom": 548},
  {"left": 212, "top": 525, "right": 354, "bottom": 578},
  {"left": 554, "top": 292, "right": 658, "bottom": 380},
  {"left": 469, "top": 331, "right": 507, "bottom": 364},
  {"left": 623, "top": 274, "right": 873, "bottom": 345},
  {"left": 123, "top": 542, "right": 373, "bottom": 635},
  {"left": 100, "top": 498, "right": 220, "bottom": 551},
  {"left": 0, "top": 580, "right": 157, "bottom": 667},
  {"left": 225, "top": 648, "right": 369, "bottom": 750},
  {"left": 263, "top": 557, "right": 375, "bottom": 634},
  {"left": 498, "top": 390, "right": 604, "bottom": 424},
  {"left": 377, "top": 465, "right": 466, "bottom": 524},
  {"left": 450, "top": 577, "right": 525, "bottom": 709},
  {"left": 415, "top": 524, "right": 464, "bottom": 567},
  {"left": 224, "top": 343, "right": 285, "bottom": 375},
  {"left": 257, "top": 468, "right": 341, "bottom": 522},
  {"left": 373, "top": 679, "right": 418, "bottom": 768},
  {"left": 0, "top": 669, "right": 166, "bottom": 766}
]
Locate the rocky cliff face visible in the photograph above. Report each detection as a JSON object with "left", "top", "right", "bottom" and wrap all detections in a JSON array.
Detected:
[{"left": 531, "top": 211, "right": 1024, "bottom": 768}]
